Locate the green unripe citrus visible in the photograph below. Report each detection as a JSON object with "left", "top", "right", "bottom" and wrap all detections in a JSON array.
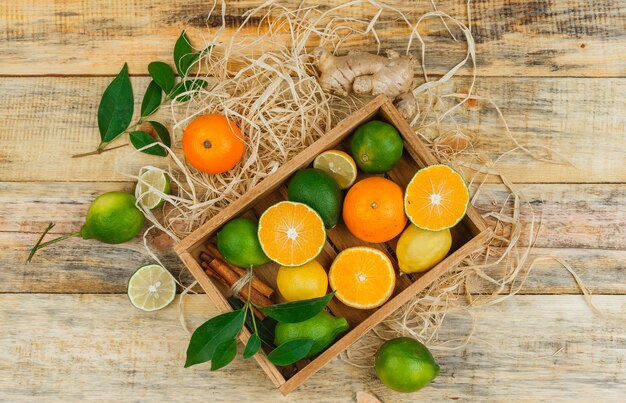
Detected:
[
  {"left": 375, "top": 337, "right": 440, "bottom": 393},
  {"left": 274, "top": 311, "right": 349, "bottom": 357},
  {"left": 287, "top": 168, "right": 342, "bottom": 228},
  {"left": 81, "top": 191, "right": 145, "bottom": 243},
  {"left": 350, "top": 120, "right": 403, "bottom": 173},
  {"left": 217, "top": 218, "right": 270, "bottom": 268}
]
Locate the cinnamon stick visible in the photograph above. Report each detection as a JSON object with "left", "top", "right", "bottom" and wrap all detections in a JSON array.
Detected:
[
  {"left": 208, "top": 258, "right": 274, "bottom": 307},
  {"left": 200, "top": 261, "right": 229, "bottom": 287},
  {"left": 201, "top": 247, "right": 275, "bottom": 298}
]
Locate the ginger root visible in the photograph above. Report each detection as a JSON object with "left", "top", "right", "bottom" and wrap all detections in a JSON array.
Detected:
[{"left": 314, "top": 47, "right": 416, "bottom": 118}]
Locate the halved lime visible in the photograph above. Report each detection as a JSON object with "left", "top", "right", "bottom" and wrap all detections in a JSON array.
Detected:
[
  {"left": 135, "top": 168, "right": 171, "bottom": 209},
  {"left": 127, "top": 264, "right": 176, "bottom": 311}
]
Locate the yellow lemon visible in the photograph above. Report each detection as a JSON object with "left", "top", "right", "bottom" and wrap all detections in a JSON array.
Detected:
[
  {"left": 396, "top": 225, "right": 452, "bottom": 274},
  {"left": 276, "top": 260, "right": 328, "bottom": 301}
]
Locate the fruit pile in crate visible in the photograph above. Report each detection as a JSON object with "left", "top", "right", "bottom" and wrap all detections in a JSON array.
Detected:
[{"left": 176, "top": 96, "right": 490, "bottom": 395}]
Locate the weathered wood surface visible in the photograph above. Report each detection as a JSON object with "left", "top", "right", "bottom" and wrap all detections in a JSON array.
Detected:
[
  {"left": 0, "top": 294, "right": 624, "bottom": 401},
  {"left": 2, "top": 181, "right": 623, "bottom": 294},
  {"left": 1, "top": 76, "right": 624, "bottom": 183},
  {"left": 1, "top": 0, "right": 625, "bottom": 400},
  {"left": 1, "top": 0, "right": 625, "bottom": 77}
]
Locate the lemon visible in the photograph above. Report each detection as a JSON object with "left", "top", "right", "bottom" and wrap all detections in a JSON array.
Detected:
[
  {"left": 396, "top": 224, "right": 452, "bottom": 273},
  {"left": 135, "top": 167, "right": 171, "bottom": 209},
  {"left": 127, "top": 264, "right": 177, "bottom": 311},
  {"left": 313, "top": 150, "right": 357, "bottom": 189},
  {"left": 276, "top": 260, "right": 328, "bottom": 301}
]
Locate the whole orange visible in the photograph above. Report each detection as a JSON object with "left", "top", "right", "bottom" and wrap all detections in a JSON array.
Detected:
[
  {"left": 182, "top": 114, "right": 245, "bottom": 174},
  {"left": 343, "top": 177, "right": 407, "bottom": 243}
]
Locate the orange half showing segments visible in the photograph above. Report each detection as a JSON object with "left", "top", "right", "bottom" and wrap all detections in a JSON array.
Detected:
[
  {"left": 258, "top": 201, "right": 326, "bottom": 267},
  {"left": 404, "top": 164, "right": 470, "bottom": 231},
  {"left": 329, "top": 247, "right": 396, "bottom": 310}
]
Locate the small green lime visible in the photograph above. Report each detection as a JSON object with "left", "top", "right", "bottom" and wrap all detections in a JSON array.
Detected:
[
  {"left": 350, "top": 120, "right": 403, "bottom": 173},
  {"left": 287, "top": 168, "right": 342, "bottom": 228},
  {"left": 217, "top": 218, "right": 270, "bottom": 268},
  {"left": 274, "top": 311, "right": 349, "bottom": 357},
  {"left": 81, "top": 192, "right": 145, "bottom": 244},
  {"left": 375, "top": 337, "right": 440, "bottom": 393}
]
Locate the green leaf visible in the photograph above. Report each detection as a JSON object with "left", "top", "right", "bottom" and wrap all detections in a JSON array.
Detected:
[
  {"left": 129, "top": 130, "right": 167, "bottom": 157},
  {"left": 255, "top": 292, "right": 335, "bottom": 323},
  {"left": 148, "top": 61, "right": 175, "bottom": 94},
  {"left": 243, "top": 334, "right": 261, "bottom": 359},
  {"left": 140, "top": 80, "right": 162, "bottom": 117},
  {"left": 229, "top": 298, "right": 276, "bottom": 347},
  {"left": 267, "top": 339, "right": 314, "bottom": 366},
  {"left": 185, "top": 309, "right": 245, "bottom": 368},
  {"left": 210, "top": 338, "right": 238, "bottom": 371},
  {"left": 174, "top": 31, "right": 199, "bottom": 76},
  {"left": 170, "top": 79, "right": 209, "bottom": 102},
  {"left": 98, "top": 63, "right": 134, "bottom": 143},
  {"left": 146, "top": 121, "right": 171, "bottom": 148}
]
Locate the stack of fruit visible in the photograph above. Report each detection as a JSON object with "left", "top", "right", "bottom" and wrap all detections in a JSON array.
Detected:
[{"left": 207, "top": 118, "right": 469, "bottom": 392}]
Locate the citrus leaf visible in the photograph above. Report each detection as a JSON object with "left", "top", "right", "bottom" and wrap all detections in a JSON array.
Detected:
[
  {"left": 129, "top": 130, "right": 167, "bottom": 157},
  {"left": 210, "top": 338, "right": 238, "bottom": 371},
  {"left": 173, "top": 31, "right": 199, "bottom": 76},
  {"left": 185, "top": 309, "right": 245, "bottom": 368},
  {"left": 267, "top": 339, "right": 314, "bottom": 366},
  {"left": 255, "top": 292, "right": 335, "bottom": 323},
  {"left": 140, "top": 80, "right": 162, "bottom": 117},
  {"left": 243, "top": 333, "right": 261, "bottom": 359},
  {"left": 148, "top": 61, "right": 175, "bottom": 94},
  {"left": 170, "top": 79, "right": 209, "bottom": 102},
  {"left": 146, "top": 121, "right": 171, "bottom": 148},
  {"left": 229, "top": 297, "right": 276, "bottom": 347},
  {"left": 98, "top": 63, "right": 133, "bottom": 143}
]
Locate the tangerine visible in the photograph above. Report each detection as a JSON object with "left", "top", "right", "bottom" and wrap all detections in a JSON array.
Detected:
[
  {"left": 342, "top": 177, "right": 407, "bottom": 243},
  {"left": 329, "top": 246, "right": 396, "bottom": 309},
  {"left": 182, "top": 114, "right": 245, "bottom": 174}
]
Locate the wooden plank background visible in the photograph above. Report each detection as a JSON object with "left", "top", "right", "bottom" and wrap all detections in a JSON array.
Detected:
[{"left": 0, "top": 0, "right": 624, "bottom": 401}]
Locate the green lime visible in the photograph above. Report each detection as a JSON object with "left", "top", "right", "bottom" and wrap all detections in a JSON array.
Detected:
[
  {"left": 81, "top": 191, "right": 145, "bottom": 243},
  {"left": 287, "top": 168, "right": 342, "bottom": 228},
  {"left": 135, "top": 167, "right": 171, "bottom": 209},
  {"left": 274, "top": 311, "right": 349, "bottom": 357},
  {"left": 350, "top": 120, "right": 403, "bottom": 173},
  {"left": 217, "top": 218, "right": 270, "bottom": 268},
  {"left": 375, "top": 337, "right": 440, "bottom": 393},
  {"left": 127, "top": 264, "right": 176, "bottom": 311}
]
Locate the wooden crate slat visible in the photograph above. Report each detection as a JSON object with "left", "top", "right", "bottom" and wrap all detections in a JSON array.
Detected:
[{"left": 175, "top": 95, "right": 491, "bottom": 394}]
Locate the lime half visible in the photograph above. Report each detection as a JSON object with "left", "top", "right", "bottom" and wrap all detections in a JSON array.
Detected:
[
  {"left": 136, "top": 168, "right": 171, "bottom": 209},
  {"left": 128, "top": 264, "right": 176, "bottom": 311}
]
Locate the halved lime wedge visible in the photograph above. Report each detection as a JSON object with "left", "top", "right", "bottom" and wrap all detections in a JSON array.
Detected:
[
  {"left": 313, "top": 150, "right": 357, "bottom": 189},
  {"left": 135, "top": 168, "right": 171, "bottom": 209},
  {"left": 128, "top": 264, "right": 176, "bottom": 311}
]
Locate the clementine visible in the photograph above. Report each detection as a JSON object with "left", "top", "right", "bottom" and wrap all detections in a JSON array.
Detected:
[
  {"left": 182, "top": 114, "right": 245, "bottom": 174},
  {"left": 342, "top": 177, "right": 407, "bottom": 243}
]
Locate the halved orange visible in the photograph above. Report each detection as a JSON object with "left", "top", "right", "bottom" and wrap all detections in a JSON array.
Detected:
[
  {"left": 329, "top": 247, "right": 396, "bottom": 310},
  {"left": 404, "top": 164, "right": 470, "bottom": 231},
  {"left": 258, "top": 201, "right": 326, "bottom": 267}
]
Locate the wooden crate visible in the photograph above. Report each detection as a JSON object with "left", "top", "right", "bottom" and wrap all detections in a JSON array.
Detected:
[{"left": 174, "top": 95, "right": 491, "bottom": 395}]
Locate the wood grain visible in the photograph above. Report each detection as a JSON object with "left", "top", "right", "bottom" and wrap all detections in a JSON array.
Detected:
[
  {"left": 1, "top": 76, "right": 624, "bottom": 183},
  {"left": 3, "top": 182, "right": 622, "bottom": 248},
  {"left": 1, "top": 0, "right": 625, "bottom": 77},
  {"left": 0, "top": 294, "right": 624, "bottom": 401},
  {"left": 2, "top": 181, "right": 623, "bottom": 294}
]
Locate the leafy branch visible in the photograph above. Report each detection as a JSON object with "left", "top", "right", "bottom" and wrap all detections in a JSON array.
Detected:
[
  {"left": 184, "top": 285, "right": 336, "bottom": 370},
  {"left": 73, "top": 31, "right": 210, "bottom": 158}
]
